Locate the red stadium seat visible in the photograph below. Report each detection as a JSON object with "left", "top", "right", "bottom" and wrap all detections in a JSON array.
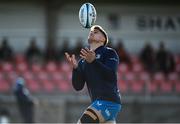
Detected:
[
  {"left": 132, "top": 63, "right": 144, "bottom": 73},
  {"left": 26, "top": 79, "right": 40, "bottom": 93},
  {"left": 0, "top": 72, "right": 4, "bottom": 80},
  {"left": 118, "top": 80, "right": 128, "bottom": 93},
  {"left": 160, "top": 81, "right": 173, "bottom": 93},
  {"left": 118, "top": 73, "right": 123, "bottom": 80},
  {"left": 139, "top": 71, "right": 151, "bottom": 81},
  {"left": 46, "top": 61, "right": 57, "bottom": 73},
  {"left": 147, "top": 81, "right": 158, "bottom": 93},
  {"left": 66, "top": 71, "right": 72, "bottom": 82},
  {"left": 23, "top": 71, "right": 35, "bottom": 80},
  {"left": 42, "top": 80, "right": 55, "bottom": 93},
  {"left": 175, "top": 81, "right": 180, "bottom": 92},
  {"left": 168, "top": 72, "right": 179, "bottom": 84},
  {"left": 130, "top": 55, "right": 140, "bottom": 64},
  {"left": 6, "top": 71, "right": 18, "bottom": 84},
  {"left": 175, "top": 63, "right": 180, "bottom": 73},
  {"left": 118, "top": 63, "right": 129, "bottom": 74},
  {"left": 129, "top": 80, "right": 144, "bottom": 93},
  {"left": 2, "top": 62, "right": 14, "bottom": 72},
  {"left": 0, "top": 79, "right": 10, "bottom": 92},
  {"left": 31, "top": 63, "right": 43, "bottom": 73},
  {"left": 175, "top": 55, "right": 180, "bottom": 64},
  {"left": 0, "top": 72, "right": 12, "bottom": 87},
  {"left": 153, "top": 72, "right": 165, "bottom": 84},
  {"left": 36, "top": 71, "right": 49, "bottom": 81},
  {"left": 57, "top": 80, "right": 71, "bottom": 92},
  {"left": 126, "top": 72, "right": 136, "bottom": 81},
  {"left": 51, "top": 71, "right": 65, "bottom": 82},
  {"left": 16, "top": 62, "right": 28, "bottom": 73},
  {"left": 60, "top": 61, "right": 71, "bottom": 73}
]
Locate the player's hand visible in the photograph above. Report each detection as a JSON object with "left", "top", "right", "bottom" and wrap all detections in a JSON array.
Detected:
[
  {"left": 80, "top": 47, "right": 96, "bottom": 63},
  {"left": 65, "top": 52, "right": 78, "bottom": 69}
]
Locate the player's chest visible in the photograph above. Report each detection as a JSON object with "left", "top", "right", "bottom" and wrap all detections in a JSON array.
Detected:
[{"left": 81, "top": 53, "right": 105, "bottom": 70}]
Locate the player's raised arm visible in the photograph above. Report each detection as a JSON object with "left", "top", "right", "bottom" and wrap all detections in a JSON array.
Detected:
[
  {"left": 65, "top": 52, "right": 85, "bottom": 91},
  {"left": 65, "top": 52, "right": 78, "bottom": 69}
]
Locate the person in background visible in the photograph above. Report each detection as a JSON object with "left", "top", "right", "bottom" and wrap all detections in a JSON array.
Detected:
[
  {"left": 115, "top": 40, "right": 131, "bottom": 65},
  {"left": 44, "top": 40, "right": 58, "bottom": 62},
  {"left": 156, "top": 42, "right": 175, "bottom": 74},
  {"left": 25, "top": 37, "right": 42, "bottom": 64},
  {"left": 58, "top": 39, "right": 71, "bottom": 62},
  {"left": 13, "top": 77, "right": 35, "bottom": 123},
  {"left": 140, "top": 42, "right": 156, "bottom": 73},
  {"left": 0, "top": 37, "right": 14, "bottom": 62}
]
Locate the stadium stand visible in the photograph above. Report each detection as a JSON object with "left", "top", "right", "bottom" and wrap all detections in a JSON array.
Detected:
[{"left": 0, "top": 54, "right": 179, "bottom": 95}]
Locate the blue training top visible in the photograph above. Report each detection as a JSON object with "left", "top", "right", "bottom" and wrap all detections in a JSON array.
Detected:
[{"left": 72, "top": 45, "right": 121, "bottom": 104}]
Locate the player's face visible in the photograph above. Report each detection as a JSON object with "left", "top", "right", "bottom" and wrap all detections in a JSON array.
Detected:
[{"left": 88, "top": 28, "right": 105, "bottom": 44}]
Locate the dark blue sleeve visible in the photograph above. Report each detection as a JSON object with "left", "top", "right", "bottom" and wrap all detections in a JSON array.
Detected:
[
  {"left": 91, "top": 49, "right": 119, "bottom": 79},
  {"left": 72, "top": 60, "right": 85, "bottom": 91}
]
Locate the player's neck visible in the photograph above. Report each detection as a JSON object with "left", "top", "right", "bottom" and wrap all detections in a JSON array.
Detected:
[{"left": 89, "top": 42, "right": 104, "bottom": 51}]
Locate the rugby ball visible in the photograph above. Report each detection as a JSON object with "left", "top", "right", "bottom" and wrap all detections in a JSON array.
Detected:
[{"left": 79, "top": 3, "right": 97, "bottom": 28}]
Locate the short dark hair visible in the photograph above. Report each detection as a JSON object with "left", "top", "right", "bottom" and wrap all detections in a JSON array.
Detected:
[{"left": 91, "top": 25, "right": 108, "bottom": 46}]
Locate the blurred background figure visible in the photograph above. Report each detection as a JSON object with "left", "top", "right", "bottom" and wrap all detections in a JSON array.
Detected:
[
  {"left": 155, "top": 42, "right": 175, "bottom": 74},
  {"left": 0, "top": 37, "right": 14, "bottom": 62},
  {"left": 57, "top": 38, "right": 71, "bottom": 62},
  {"left": 13, "top": 77, "right": 35, "bottom": 123},
  {"left": 44, "top": 39, "right": 58, "bottom": 62},
  {"left": 140, "top": 42, "right": 156, "bottom": 73},
  {"left": 115, "top": 39, "right": 131, "bottom": 65},
  {"left": 25, "top": 37, "right": 43, "bottom": 64}
]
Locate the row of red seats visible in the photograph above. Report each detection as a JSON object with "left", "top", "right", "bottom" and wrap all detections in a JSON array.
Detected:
[
  {"left": 0, "top": 62, "right": 180, "bottom": 75},
  {"left": 0, "top": 69, "right": 179, "bottom": 94},
  {"left": 0, "top": 69, "right": 72, "bottom": 93},
  {"left": 118, "top": 62, "right": 180, "bottom": 74},
  {"left": 119, "top": 71, "right": 179, "bottom": 83},
  {"left": 119, "top": 79, "right": 180, "bottom": 94},
  {"left": 0, "top": 54, "right": 179, "bottom": 94},
  {"left": 0, "top": 61, "right": 71, "bottom": 73}
]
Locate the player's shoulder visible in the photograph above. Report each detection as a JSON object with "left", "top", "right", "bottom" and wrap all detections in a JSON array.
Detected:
[
  {"left": 105, "top": 46, "right": 115, "bottom": 51},
  {"left": 104, "top": 47, "right": 117, "bottom": 54},
  {"left": 104, "top": 47, "right": 119, "bottom": 62}
]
